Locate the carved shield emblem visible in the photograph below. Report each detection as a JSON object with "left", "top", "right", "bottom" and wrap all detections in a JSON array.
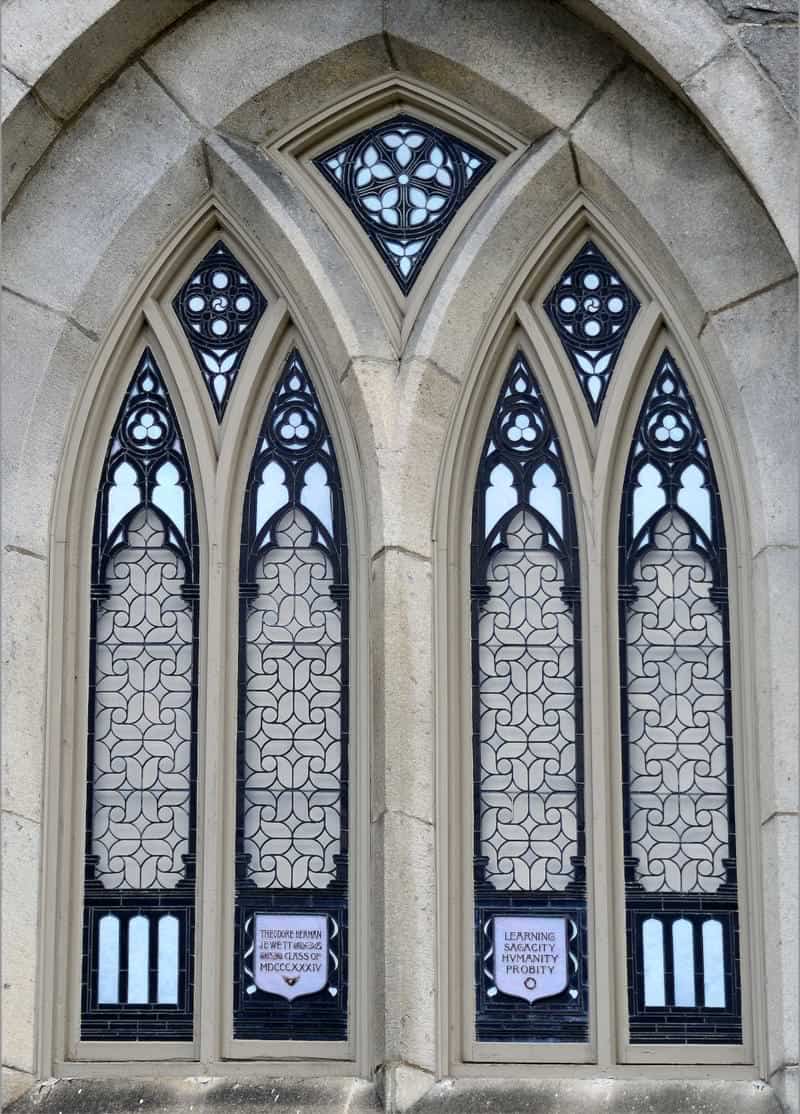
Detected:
[
  {"left": 254, "top": 914, "right": 328, "bottom": 1001},
  {"left": 493, "top": 915, "right": 568, "bottom": 1004}
]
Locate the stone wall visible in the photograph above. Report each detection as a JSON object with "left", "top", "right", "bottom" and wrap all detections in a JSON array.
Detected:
[{"left": 2, "top": 3, "right": 797, "bottom": 1112}]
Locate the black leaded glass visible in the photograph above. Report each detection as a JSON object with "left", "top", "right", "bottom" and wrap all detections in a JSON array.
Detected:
[
  {"left": 173, "top": 241, "right": 267, "bottom": 421},
  {"left": 545, "top": 241, "right": 639, "bottom": 423},
  {"left": 233, "top": 350, "right": 349, "bottom": 1041},
  {"left": 82, "top": 349, "right": 199, "bottom": 1040},
  {"left": 314, "top": 114, "right": 494, "bottom": 294},
  {"left": 620, "top": 351, "right": 741, "bottom": 1044},
  {"left": 471, "top": 353, "right": 588, "bottom": 1043}
]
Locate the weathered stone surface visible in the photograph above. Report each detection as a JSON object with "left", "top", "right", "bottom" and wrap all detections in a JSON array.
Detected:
[
  {"left": 371, "top": 548, "right": 434, "bottom": 825},
  {"left": 3, "top": 64, "right": 205, "bottom": 335},
  {"left": 684, "top": 45, "right": 798, "bottom": 261},
  {"left": 1, "top": 812, "right": 40, "bottom": 1075},
  {"left": 373, "top": 810, "right": 436, "bottom": 1074},
  {"left": 1, "top": 549, "right": 48, "bottom": 824},
  {"left": 386, "top": 0, "right": 624, "bottom": 131},
  {"left": 144, "top": 0, "right": 382, "bottom": 129},
  {"left": 752, "top": 546, "right": 799, "bottom": 819},
  {"left": 700, "top": 278, "right": 799, "bottom": 552},
  {"left": 2, "top": 1067, "right": 34, "bottom": 1111},
  {"left": 1, "top": 68, "right": 59, "bottom": 209},
  {"left": 1, "top": 0, "right": 115, "bottom": 87},
  {"left": 409, "top": 133, "right": 576, "bottom": 381},
  {"left": 739, "top": 25, "right": 799, "bottom": 109},
  {"left": 3, "top": 1076, "right": 381, "bottom": 1113},
  {"left": 572, "top": 65, "right": 795, "bottom": 315},
  {"left": 761, "top": 814, "right": 800, "bottom": 1078},
  {"left": 566, "top": 0, "right": 730, "bottom": 83},
  {"left": 716, "top": 0, "right": 798, "bottom": 16}
]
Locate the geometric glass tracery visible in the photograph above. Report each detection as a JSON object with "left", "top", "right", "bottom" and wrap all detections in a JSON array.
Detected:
[
  {"left": 82, "top": 348, "right": 198, "bottom": 1040},
  {"left": 173, "top": 240, "right": 267, "bottom": 421},
  {"left": 471, "top": 352, "right": 588, "bottom": 1042},
  {"left": 544, "top": 240, "right": 639, "bottom": 423},
  {"left": 620, "top": 350, "right": 741, "bottom": 1043},
  {"left": 234, "top": 348, "right": 348, "bottom": 1040},
  {"left": 314, "top": 114, "right": 494, "bottom": 294}
]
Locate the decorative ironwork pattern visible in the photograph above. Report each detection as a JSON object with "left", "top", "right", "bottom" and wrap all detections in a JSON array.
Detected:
[
  {"left": 544, "top": 241, "right": 639, "bottom": 423},
  {"left": 315, "top": 114, "right": 494, "bottom": 293},
  {"left": 234, "top": 348, "right": 348, "bottom": 1041},
  {"left": 83, "top": 348, "right": 199, "bottom": 1040},
  {"left": 620, "top": 350, "right": 741, "bottom": 1043},
  {"left": 472, "top": 352, "right": 587, "bottom": 1042},
  {"left": 173, "top": 240, "right": 267, "bottom": 420},
  {"left": 478, "top": 510, "right": 577, "bottom": 891},
  {"left": 243, "top": 508, "right": 342, "bottom": 888}
]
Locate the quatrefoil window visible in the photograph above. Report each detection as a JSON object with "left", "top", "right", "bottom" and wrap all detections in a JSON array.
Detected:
[{"left": 315, "top": 114, "right": 495, "bottom": 293}]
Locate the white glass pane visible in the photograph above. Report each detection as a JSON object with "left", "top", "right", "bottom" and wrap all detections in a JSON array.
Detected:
[
  {"left": 97, "top": 914, "right": 119, "bottom": 1004},
  {"left": 127, "top": 914, "right": 150, "bottom": 1004},
  {"left": 703, "top": 919, "right": 726, "bottom": 1007},
  {"left": 157, "top": 915, "right": 179, "bottom": 1004},
  {"left": 672, "top": 918, "right": 696, "bottom": 1007},
  {"left": 643, "top": 917, "right": 665, "bottom": 1007}
]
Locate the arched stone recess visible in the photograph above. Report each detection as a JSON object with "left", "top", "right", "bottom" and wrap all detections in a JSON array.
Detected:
[
  {"left": 3, "top": 0, "right": 796, "bottom": 262},
  {"left": 427, "top": 193, "right": 792, "bottom": 1103},
  {"left": 5, "top": 189, "right": 380, "bottom": 1082}
]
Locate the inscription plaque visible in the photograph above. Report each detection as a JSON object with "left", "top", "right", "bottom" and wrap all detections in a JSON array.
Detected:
[
  {"left": 493, "top": 915, "right": 569, "bottom": 1003},
  {"left": 254, "top": 913, "right": 328, "bottom": 1001}
]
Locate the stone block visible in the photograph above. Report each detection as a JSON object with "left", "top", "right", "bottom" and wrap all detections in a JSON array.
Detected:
[
  {"left": 752, "top": 547, "right": 799, "bottom": 819},
  {"left": 1, "top": 0, "right": 116, "bottom": 87},
  {"left": 684, "top": 46, "right": 798, "bottom": 262},
  {"left": 222, "top": 36, "right": 393, "bottom": 145},
  {"left": 1, "top": 69, "right": 59, "bottom": 210},
  {"left": 771, "top": 1065, "right": 799, "bottom": 1114},
  {"left": 374, "top": 811, "right": 436, "bottom": 1072},
  {"left": 2, "top": 64, "right": 205, "bottom": 336},
  {"left": 205, "top": 136, "right": 394, "bottom": 371},
  {"left": 144, "top": 0, "right": 382, "bottom": 129},
  {"left": 1, "top": 550, "right": 48, "bottom": 823},
  {"left": 740, "top": 25, "right": 798, "bottom": 110},
  {"left": 1, "top": 1068, "right": 33, "bottom": 1110},
  {"left": 371, "top": 548, "right": 434, "bottom": 826},
  {"left": 409, "top": 133, "right": 576, "bottom": 383},
  {"left": 720, "top": 0, "right": 798, "bottom": 15},
  {"left": 1, "top": 812, "right": 40, "bottom": 1074},
  {"left": 761, "top": 814, "right": 799, "bottom": 1077},
  {"left": 564, "top": 0, "right": 730, "bottom": 84},
  {"left": 572, "top": 65, "right": 794, "bottom": 315},
  {"left": 2, "top": 294, "right": 98, "bottom": 554},
  {"left": 385, "top": 0, "right": 624, "bottom": 131},
  {"left": 700, "top": 278, "right": 798, "bottom": 552}
]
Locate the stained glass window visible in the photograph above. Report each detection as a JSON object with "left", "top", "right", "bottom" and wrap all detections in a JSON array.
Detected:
[
  {"left": 544, "top": 241, "right": 639, "bottom": 423},
  {"left": 620, "top": 351, "right": 741, "bottom": 1043},
  {"left": 82, "top": 349, "right": 199, "bottom": 1040},
  {"left": 315, "top": 114, "right": 494, "bottom": 293},
  {"left": 173, "top": 241, "right": 267, "bottom": 421},
  {"left": 233, "top": 350, "right": 349, "bottom": 1041},
  {"left": 471, "top": 353, "right": 588, "bottom": 1042}
]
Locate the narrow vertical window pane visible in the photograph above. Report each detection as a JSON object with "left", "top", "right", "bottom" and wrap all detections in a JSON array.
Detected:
[
  {"left": 642, "top": 919, "right": 666, "bottom": 1007},
  {"left": 158, "top": 915, "right": 180, "bottom": 1005},
  {"left": 703, "top": 920, "right": 726, "bottom": 1008},
  {"left": 472, "top": 352, "right": 587, "bottom": 1042},
  {"left": 234, "top": 350, "right": 348, "bottom": 1041},
  {"left": 620, "top": 350, "right": 741, "bottom": 1043},
  {"left": 82, "top": 348, "right": 198, "bottom": 1040},
  {"left": 97, "top": 914, "right": 119, "bottom": 1005}
]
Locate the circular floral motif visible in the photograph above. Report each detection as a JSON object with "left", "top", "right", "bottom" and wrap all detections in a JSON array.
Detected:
[
  {"left": 122, "top": 401, "right": 172, "bottom": 453},
  {"left": 177, "top": 262, "right": 260, "bottom": 348},
  {"left": 271, "top": 394, "right": 321, "bottom": 453},
  {"left": 550, "top": 260, "right": 635, "bottom": 348},
  {"left": 496, "top": 397, "right": 547, "bottom": 455}
]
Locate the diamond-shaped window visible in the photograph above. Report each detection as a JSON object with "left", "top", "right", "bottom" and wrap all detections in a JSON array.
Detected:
[
  {"left": 544, "top": 241, "right": 640, "bottom": 423},
  {"left": 173, "top": 241, "right": 267, "bottom": 420},
  {"left": 314, "top": 114, "right": 495, "bottom": 294}
]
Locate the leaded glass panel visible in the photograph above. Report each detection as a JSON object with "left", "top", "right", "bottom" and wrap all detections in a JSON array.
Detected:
[
  {"left": 173, "top": 241, "right": 267, "bottom": 421},
  {"left": 82, "top": 349, "right": 198, "bottom": 1040},
  {"left": 544, "top": 241, "right": 639, "bottom": 423},
  {"left": 315, "top": 114, "right": 494, "bottom": 293},
  {"left": 472, "top": 353, "right": 588, "bottom": 1043},
  {"left": 620, "top": 351, "right": 741, "bottom": 1044},
  {"left": 234, "top": 350, "right": 348, "bottom": 1041}
]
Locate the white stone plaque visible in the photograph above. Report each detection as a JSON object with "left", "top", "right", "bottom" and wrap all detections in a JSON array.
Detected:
[
  {"left": 254, "top": 913, "right": 328, "bottom": 1001},
  {"left": 493, "top": 915, "right": 569, "bottom": 1004}
]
